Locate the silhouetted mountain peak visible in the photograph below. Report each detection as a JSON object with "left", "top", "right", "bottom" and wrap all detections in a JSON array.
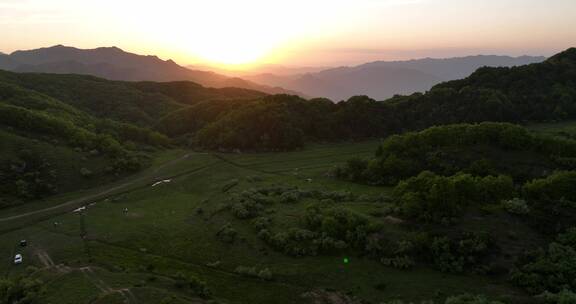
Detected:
[
  {"left": 1, "top": 45, "right": 302, "bottom": 96},
  {"left": 93, "top": 46, "right": 125, "bottom": 53}
]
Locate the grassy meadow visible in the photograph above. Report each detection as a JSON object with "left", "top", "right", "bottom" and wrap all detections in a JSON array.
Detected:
[{"left": 0, "top": 139, "right": 528, "bottom": 303}]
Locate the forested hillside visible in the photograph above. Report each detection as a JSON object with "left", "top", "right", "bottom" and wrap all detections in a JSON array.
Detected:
[
  {"left": 190, "top": 48, "right": 576, "bottom": 151},
  {"left": 0, "top": 70, "right": 264, "bottom": 206},
  {"left": 324, "top": 53, "right": 576, "bottom": 301},
  {"left": 335, "top": 122, "right": 576, "bottom": 185},
  {"left": 1, "top": 48, "right": 575, "bottom": 206}
]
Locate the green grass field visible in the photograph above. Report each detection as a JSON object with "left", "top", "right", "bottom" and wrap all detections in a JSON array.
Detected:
[{"left": 0, "top": 140, "right": 527, "bottom": 303}]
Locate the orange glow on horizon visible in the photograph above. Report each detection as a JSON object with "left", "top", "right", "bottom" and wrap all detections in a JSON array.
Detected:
[{"left": 1, "top": 0, "right": 576, "bottom": 69}]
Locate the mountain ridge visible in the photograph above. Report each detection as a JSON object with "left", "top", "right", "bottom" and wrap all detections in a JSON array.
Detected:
[
  {"left": 1, "top": 45, "right": 302, "bottom": 96},
  {"left": 244, "top": 54, "right": 546, "bottom": 101}
]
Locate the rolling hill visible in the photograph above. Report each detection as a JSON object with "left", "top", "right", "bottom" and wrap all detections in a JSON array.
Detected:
[
  {"left": 0, "top": 69, "right": 265, "bottom": 207},
  {"left": 1, "top": 47, "right": 575, "bottom": 202},
  {"left": 189, "top": 48, "right": 575, "bottom": 151}
]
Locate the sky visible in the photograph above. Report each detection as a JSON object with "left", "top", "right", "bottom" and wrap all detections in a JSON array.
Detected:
[{"left": 1, "top": 0, "right": 575, "bottom": 68}]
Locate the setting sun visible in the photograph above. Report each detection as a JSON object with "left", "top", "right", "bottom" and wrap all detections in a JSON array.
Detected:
[
  {"left": 113, "top": 0, "right": 322, "bottom": 67},
  {"left": 188, "top": 41, "right": 271, "bottom": 66}
]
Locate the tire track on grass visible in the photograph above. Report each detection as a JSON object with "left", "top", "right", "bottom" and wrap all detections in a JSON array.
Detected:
[
  {"left": 0, "top": 155, "right": 219, "bottom": 235},
  {"left": 81, "top": 266, "right": 137, "bottom": 303},
  {"left": 0, "top": 152, "right": 192, "bottom": 222}
]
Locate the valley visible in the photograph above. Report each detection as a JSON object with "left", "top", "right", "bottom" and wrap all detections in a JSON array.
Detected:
[
  {"left": 0, "top": 138, "right": 534, "bottom": 304},
  {"left": 0, "top": 44, "right": 575, "bottom": 304}
]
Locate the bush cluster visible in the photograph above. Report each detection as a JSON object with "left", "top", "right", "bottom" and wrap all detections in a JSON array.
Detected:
[
  {"left": 393, "top": 171, "right": 515, "bottom": 223},
  {"left": 234, "top": 266, "right": 273, "bottom": 281}
]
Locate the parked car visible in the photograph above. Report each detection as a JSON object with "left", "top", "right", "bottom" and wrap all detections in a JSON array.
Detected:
[{"left": 14, "top": 254, "right": 23, "bottom": 264}]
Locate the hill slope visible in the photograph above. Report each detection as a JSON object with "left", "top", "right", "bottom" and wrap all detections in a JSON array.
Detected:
[
  {"left": 189, "top": 48, "right": 575, "bottom": 151},
  {"left": 0, "top": 69, "right": 266, "bottom": 206},
  {"left": 1, "top": 48, "right": 573, "bottom": 154}
]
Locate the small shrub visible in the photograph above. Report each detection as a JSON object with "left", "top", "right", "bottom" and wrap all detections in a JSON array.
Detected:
[
  {"left": 536, "top": 289, "right": 576, "bottom": 304},
  {"left": 234, "top": 266, "right": 273, "bottom": 281},
  {"left": 501, "top": 198, "right": 530, "bottom": 215},
  {"left": 222, "top": 179, "right": 239, "bottom": 192},
  {"left": 216, "top": 224, "right": 237, "bottom": 244},
  {"left": 80, "top": 167, "right": 93, "bottom": 178},
  {"left": 252, "top": 216, "right": 272, "bottom": 231},
  {"left": 280, "top": 191, "right": 301, "bottom": 204},
  {"left": 206, "top": 261, "right": 221, "bottom": 268},
  {"left": 380, "top": 255, "right": 415, "bottom": 269},
  {"left": 445, "top": 294, "right": 503, "bottom": 304},
  {"left": 257, "top": 268, "right": 273, "bottom": 280},
  {"left": 374, "top": 282, "right": 387, "bottom": 291}
]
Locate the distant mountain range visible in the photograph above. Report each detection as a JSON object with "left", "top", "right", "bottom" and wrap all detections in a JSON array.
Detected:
[
  {"left": 0, "top": 45, "right": 300, "bottom": 96},
  {"left": 244, "top": 55, "right": 546, "bottom": 101},
  {"left": 0, "top": 46, "right": 547, "bottom": 102}
]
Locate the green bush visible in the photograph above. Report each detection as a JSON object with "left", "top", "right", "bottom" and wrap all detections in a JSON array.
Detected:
[
  {"left": 524, "top": 171, "right": 576, "bottom": 202},
  {"left": 501, "top": 198, "right": 530, "bottom": 215},
  {"left": 393, "top": 171, "right": 515, "bottom": 222},
  {"left": 216, "top": 224, "right": 237, "bottom": 244},
  {"left": 510, "top": 228, "right": 576, "bottom": 294},
  {"left": 0, "top": 275, "right": 45, "bottom": 304}
]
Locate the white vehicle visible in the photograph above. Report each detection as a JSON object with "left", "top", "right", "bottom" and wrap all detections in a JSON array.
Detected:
[
  {"left": 14, "top": 254, "right": 23, "bottom": 264},
  {"left": 72, "top": 206, "right": 86, "bottom": 213},
  {"left": 152, "top": 179, "right": 172, "bottom": 187}
]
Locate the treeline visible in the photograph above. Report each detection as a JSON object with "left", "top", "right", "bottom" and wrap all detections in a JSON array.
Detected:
[
  {"left": 180, "top": 48, "right": 576, "bottom": 151},
  {"left": 0, "top": 70, "right": 265, "bottom": 128},
  {"left": 0, "top": 74, "right": 171, "bottom": 151},
  {"left": 3, "top": 48, "right": 576, "bottom": 152},
  {"left": 336, "top": 122, "right": 576, "bottom": 185},
  {"left": 189, "top": 95, "right": 396, "bottom": 151},
  {"left": 0, "top": 103, "right": 170, "bottom": 153},
  {"left": 0, "top": 71, "right": 181, "bottom": 126}
]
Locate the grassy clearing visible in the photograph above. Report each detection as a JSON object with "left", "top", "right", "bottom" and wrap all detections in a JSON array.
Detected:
[{"left": 0, "top": 140, "right": 527, "bottom": 303}]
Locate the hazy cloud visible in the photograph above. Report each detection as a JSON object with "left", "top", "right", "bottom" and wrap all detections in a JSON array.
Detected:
[{"left": 0, "top": 0, "right": 80, "bottom": 24}]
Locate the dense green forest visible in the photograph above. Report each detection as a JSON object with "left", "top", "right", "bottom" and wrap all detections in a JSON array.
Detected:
[
  {"left": 178, "top": 48, "right": 576, "bottom": 151},
  {"left": 335, "top": 122, "right": 576, "bottom": 185},
  {"left": 332, "top": 123, "right": 576, "bottom": 299},
  {"left": 1, "top": 48, "right": 576, "bottom": 205},
  {"left": 2, "top": 48, "right": 576, "bottom": 154},
  {"left": 0, "top": 70, "right": 264, "bottom": 206}
]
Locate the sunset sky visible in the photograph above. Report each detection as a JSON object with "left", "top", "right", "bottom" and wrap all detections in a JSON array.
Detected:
[{"left": 1, "top": 0, "right": 575, "bottom": 68}]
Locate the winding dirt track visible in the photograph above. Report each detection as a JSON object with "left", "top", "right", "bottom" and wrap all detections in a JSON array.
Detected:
[
  {"left": 0, "top": 153, "right": 195, "bottom": 223},
  {"left": 0, "top": 149, "right": 357, "bottom": 223}
]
